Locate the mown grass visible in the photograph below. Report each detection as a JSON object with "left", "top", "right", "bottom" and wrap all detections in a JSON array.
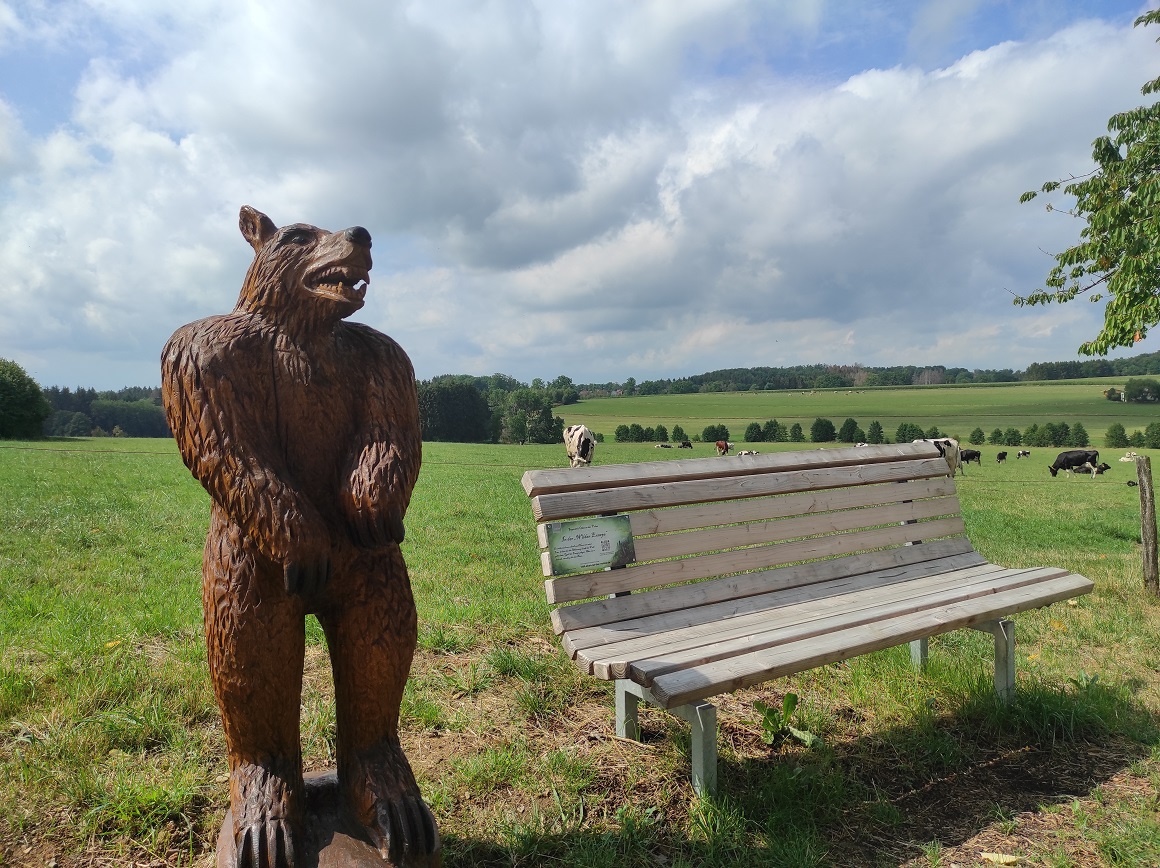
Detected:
[
  {"left": 563, "top": 381, "right": 1156, "bottom": 442},
  {"left": 2, "top": 427, "right": 1160, "bottom": 866}
]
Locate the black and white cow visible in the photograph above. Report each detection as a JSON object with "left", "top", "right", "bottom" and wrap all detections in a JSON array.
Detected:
[
  {"left": 996, "top": 451, "right": 1008, "bottom": 463},
  {"left": 1048, "top": 449, "right": 1102, "bottom": 478},
  {"left": 914, "top": 438, "right": 961, "bottom": 477},
  {"left": 563, "top": 424, "right": 596, "bottom": 468},
  {"left": 960, "top": 448, "right": 982, "bottom": 466},
  {"left": 677, "top": 440, "right": 693, "bottom": 449},
  {"left": 1016, "top": 450, "right": 1030, "bottom": 459}
]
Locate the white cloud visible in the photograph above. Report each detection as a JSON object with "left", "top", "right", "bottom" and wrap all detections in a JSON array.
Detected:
[{"left": 0, "top": 1, "right": 1154, "bottom": 388}]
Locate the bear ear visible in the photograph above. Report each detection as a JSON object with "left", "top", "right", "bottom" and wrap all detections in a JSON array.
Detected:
[{"left": 239, "top": 206, "right": 278, "bottom": 251}]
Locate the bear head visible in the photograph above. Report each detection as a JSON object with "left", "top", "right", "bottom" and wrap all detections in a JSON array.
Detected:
[{"left": 234, "top": 205, "right": 373, "bottom": 333}]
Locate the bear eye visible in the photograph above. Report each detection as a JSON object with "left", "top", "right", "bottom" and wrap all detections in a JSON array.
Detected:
[{"left": 281, "top": 228, "right": 314, "bottom": 246}]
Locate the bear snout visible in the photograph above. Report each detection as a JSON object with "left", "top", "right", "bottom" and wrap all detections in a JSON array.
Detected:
[{"left": 344, "top": 226, "right": 371, "bottom": 247}]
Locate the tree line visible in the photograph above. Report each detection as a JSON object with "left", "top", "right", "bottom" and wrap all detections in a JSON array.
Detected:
[
  {"left": 4, "top": 347, "right": 1160, "bottom": 442},
  {"left": 573, "top": 351, "right": 1160, "bottom": 398}
]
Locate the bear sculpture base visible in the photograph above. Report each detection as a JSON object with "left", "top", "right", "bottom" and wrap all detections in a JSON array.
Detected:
[{"left": 216, "top": 770, "right": 428, "bottom": 868}]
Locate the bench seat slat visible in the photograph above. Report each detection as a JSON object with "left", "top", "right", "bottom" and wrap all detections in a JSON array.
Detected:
[
  {"left": 564, "top": 558, "right": 1008, "bottom": 659},
  {"left": 646, "top": 573, "right": 1095, "bottom": 708},
  {"left": 623, "top": 476, "right": 957, "bottom": 538},
  {"left": 522, "top": 442, "right": 941, "bottom": 497},
  {"left": 531, "top": 457, "right": 952, "bottom": 522},
  {"left": 546, "top": 515, "right": 967, "bottom": 603},
  {"left": 626, "top": 496, "right": 960, "bottom": 565},
  {"left": 549, "top": 538, "right": 981, "bottom": 633},
  {"left": 589, "top": 565, "right": 1069, "bottom": 680}
]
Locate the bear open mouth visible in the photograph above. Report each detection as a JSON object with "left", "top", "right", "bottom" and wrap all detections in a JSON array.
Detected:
[{"left": 307, "top": 268, "right": 369, "bottom": 303}]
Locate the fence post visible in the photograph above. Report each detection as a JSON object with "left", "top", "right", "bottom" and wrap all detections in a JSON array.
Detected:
[{"left": 1136, "top": 456, "right": 1159, "bottom": 597}]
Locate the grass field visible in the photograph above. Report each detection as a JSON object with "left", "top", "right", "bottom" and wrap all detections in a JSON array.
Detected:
[
  {"left": 561, "top": 382, "right": 1157, "bottom": 443},
  {"left": 3, "top": 401, "right": 1160, "bottom": 866}
]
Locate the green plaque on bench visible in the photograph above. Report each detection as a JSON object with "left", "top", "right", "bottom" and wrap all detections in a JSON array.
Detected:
[{"left": 545, "top": 515, "right": 637, "bottom": 575}]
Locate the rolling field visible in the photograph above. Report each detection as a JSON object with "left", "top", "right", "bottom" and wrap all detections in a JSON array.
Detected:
[
  {"left": 561, "top": 381, "right": 1157, "bottom": 443},
  {"left": 3, "top": 394, "right": 1160, "bottom": 866}
]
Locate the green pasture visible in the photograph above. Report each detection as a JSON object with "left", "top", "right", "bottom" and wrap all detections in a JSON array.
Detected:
[
  {"left": 562, "top": 381, "right": 1158, "bottom": 442},
  {"left": 2, "top": 433, "right": 1160, "bottom": 866}
]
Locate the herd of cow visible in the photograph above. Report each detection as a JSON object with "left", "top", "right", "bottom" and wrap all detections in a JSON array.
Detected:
[{"left": 563, "top": 424, "right": 1117, "bottom": 480}]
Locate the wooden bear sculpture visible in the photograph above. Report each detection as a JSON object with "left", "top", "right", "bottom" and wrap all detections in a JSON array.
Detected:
[{"left": 161, "top": 206, "right": 439, "bottom": 868}]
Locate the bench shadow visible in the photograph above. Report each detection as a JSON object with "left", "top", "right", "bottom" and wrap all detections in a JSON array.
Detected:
[{"left": 437, "top": 679, "right": 1154, "bottom": 867}]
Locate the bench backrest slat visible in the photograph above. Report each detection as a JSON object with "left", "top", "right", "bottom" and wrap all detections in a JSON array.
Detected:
[
  {"left": 546, "top": 515, "right": 967, "bottom": 603},
  {"left": 530, "top": 456, "right": 950, "bottom": 522},
  {"left": 550, "top": 495, "right": 960, "bottom": 571},
  {"left": 522, "top": 442, "right": 942, "bottom": 497},
  {"left": 550, "top": 538, "right": 981, "bottom": 633},
  {"left": 619, "top": 475, "right": 957, "bottom": 538}
]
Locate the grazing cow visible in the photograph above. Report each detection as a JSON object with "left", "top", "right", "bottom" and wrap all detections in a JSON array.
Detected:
[
  {"left": 1129, "top": 480, "right": 1140, "bottom": 487},
  {"left": 655, "top": 443, "right": 673, "bottom": 448},
  {"left": 563, "top": 424, "right": 596, "bottom": 468},
  {"left": 736, "top": 450, "right": 759, "bottom": 456},
  {"left": 715, "top": 440, "right": 733, "bottom": 456},
  {"left": 1016, "top": 450, "right": 1030, "bottom": 459},
  {"left": 996, "top": 451, "right": 1007, "bottom": 463},
  {"left": 1048, "top": 449, "right": 1101, "bottom": 478},
  {"left": 960, "top": 448, "right": 981, "bottom": 466},
  {"left": 914, "top": 438, "right": 961, "bottom": 477},
  {"left": 678, "top": 440, "right": 693, "bottom": 449}
]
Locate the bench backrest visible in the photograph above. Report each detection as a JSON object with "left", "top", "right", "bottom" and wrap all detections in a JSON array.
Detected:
[{"left": 523, "top": 442, "right": 975, "bottom": 635}]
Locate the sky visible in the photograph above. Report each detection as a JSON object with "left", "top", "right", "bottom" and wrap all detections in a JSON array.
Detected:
[{"left": 0, "top": 0, "right": 1157, "bottom": 390}]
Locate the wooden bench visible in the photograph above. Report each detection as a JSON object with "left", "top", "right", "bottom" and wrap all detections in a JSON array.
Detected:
[{"left": 521, "top": 442, "right": 1094, "bottom": 795}]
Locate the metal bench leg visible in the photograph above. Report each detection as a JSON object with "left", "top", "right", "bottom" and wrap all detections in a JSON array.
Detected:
[
  {"left": 910, "top": 638, "right": 929, "bottom": 671},
  {"left": 614, "top": 680, "right": 718, "bottom": 796},
  {"left": 615, "top": 679, "right": 640, "bottom": 740},
  {"left": 671, "top": 699, "right": 718, "bottom": 796},
  {"left": 972, "top": 619, "right": 1015, "bottom": 703}
]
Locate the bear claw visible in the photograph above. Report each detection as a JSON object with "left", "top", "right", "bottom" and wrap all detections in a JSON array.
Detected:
[
  {"left": 235, "top": 818, "right": 297, "bottom": 868},
  {"left": 364, "top": 794, "right": 439, "bottom": 866}
]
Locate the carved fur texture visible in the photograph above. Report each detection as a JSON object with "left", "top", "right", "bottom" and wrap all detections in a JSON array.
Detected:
[{"left": 161, "top": 206, "right": 438, "bottom": 868}]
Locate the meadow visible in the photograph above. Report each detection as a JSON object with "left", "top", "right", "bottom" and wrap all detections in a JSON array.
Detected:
[
  {"left": 2, "top": 383, "right": 1160, "bottom": 867},
  {"left": 562, "top": 381, "right": 1155, "bottom": 443}
]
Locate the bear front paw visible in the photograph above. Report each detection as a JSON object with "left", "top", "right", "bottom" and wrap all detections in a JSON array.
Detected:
[
  {"left": 350, "top": 505, "right": 406, "bottom": 548},
  {"left": 283, "top": 555, "right": 331, "bottom": 596}
]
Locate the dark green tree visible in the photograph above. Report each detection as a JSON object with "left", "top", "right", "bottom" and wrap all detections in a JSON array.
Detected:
[
  {"left": 1145, "top": 421, "right": 1160, "bottom": 449},
  {"left": 0, "top": 359, "right": 50, "bottom": 439},
  {"left": 1004, "top": 427, "right": 1024, "bottom": 447},
  {"left": 810, "top": 417, "right": 836, "bottom": 442},
  {"left": 989, "top": 428, "right": 1004, "bottom": 445},
  {"left": 867, "top": 420, "right": 884, "bottom": 444},
  {"left": 744, "top": 422, "right": 764, "bottom": 442},
  {"left": 702, "top": 424, "right": 730, "bottom": 442},
  {"left": 1070, "top": 422, "right": 1090, "bottom": 447},
  {"left": 1106, "top": 422, "right": 1129, "bottom": 447},
  {"left": 789, "top": 423, "right": 805, "bottom": 442},
  {"left": 837, "top": 418, "right": 860, "bottom": 443},
  {"left": 1125, "top": 377, "right": 1160, "bottom": 402},
  {"left": 895, "top": 422, "right": 925, "bottom": 443},
  {"left": 629, "top": 423, "right": 646, "bottom": 442},
  {"left": 671, "top": 424, "right": 686, "bottom": 442},
  {"left": 1017, "top": 10, "right": 1160, "bottom": 353},
  {"left": 969, "top": 427, "right": 986, "bottom": 445},
  {"left": 614, "top": 424, "right": 631, "bottom": 442},
  {"left": 655, "top": 424, "right": 668, "bottom": 443},
  {"left": 762, "top": 419, "right": 787, "bottom": 442}
]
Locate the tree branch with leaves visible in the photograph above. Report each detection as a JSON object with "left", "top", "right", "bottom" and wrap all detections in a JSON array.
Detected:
[{"left": 1017, "top": 9, "right": 1160, "bottom": 354}]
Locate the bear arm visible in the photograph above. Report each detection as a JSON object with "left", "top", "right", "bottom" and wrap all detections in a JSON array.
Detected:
[
  {"left": 340, "top": 334, "right": 422, "bottom": 547},
  {"left": 162, "top": 328, "right": 330, "bottom": 566}
]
